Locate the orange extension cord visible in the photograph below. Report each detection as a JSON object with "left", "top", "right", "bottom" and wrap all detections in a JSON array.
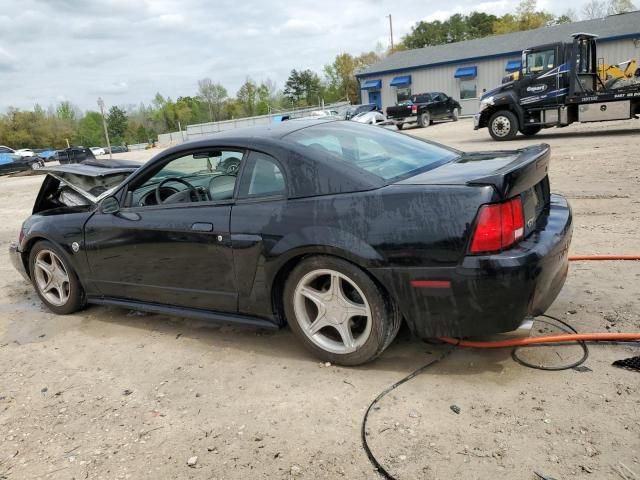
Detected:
[{"left": 439, "top": 254, "right": 640, "bottom": 348}]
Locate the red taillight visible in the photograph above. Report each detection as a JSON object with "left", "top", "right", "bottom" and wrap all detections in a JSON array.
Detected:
[
  {"left": 470, "top": 197, "right": 525, "bottom": 254},
  {"left": 411, "top": 105, "right": 417, "bottom": 114}
]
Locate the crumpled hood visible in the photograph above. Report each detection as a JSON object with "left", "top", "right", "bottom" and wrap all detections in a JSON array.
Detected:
[{"left": 40, "top": 160, "right": 140, "bottom": 203}]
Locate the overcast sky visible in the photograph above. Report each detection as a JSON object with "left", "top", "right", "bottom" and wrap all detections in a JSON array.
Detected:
[{"left": 1, "top": 0, "right": 597, "bottom": 111}]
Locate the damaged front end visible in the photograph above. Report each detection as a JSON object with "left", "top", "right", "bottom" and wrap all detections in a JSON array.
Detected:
[{"left": 32, "top": 160, "right": 140, "bottom": 213}]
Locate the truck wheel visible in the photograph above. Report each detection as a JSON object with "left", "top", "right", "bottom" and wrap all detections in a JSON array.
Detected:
[
  {"left": 520, "top": 125, "right": 542, "bottom": 136},
  {"left": 418, "top": 112, "right": 431, "bottom": 128},
  {"left": 488, "top": 110, "right": 518, "bottom": 141},
  {"left": 396, "top": 123, "right": 404, "bottom": 130}
]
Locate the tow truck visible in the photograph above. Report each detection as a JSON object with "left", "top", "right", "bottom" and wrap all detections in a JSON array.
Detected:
[{"left": 475, "top": 33, "right": 640, "bottom": 140}]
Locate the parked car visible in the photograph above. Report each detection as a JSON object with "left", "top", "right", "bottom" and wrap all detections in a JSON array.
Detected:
[
  {"left": 9, "top": 119, "right": 572, "bottom": 365},
  {"left": 32, "top": 148, "right": 58, "bottom": 162},
  {"left": 106, "top": 145, "right": 128, "bottom": 154},
  {"left": 344, "top": 103, "right": 378, "bottom": 120},
  {"left": 90, "top": 147, "right": 106, "bottom": 156},
  {"left": 351, "top": 111, "right": 390, "bottom": 125},
  {"left": 0, "top": 145, "right": 35, "bottom": 158},
  {"left": 0, "top": 153, "right": 44, "bottom": 175},
  {"left": 55, "top": 147, "right": 96, "bottom": 164},
  {"left": 386, "top": 92, "right": 461, "bottom": 129},
  {"left": 309, "top": 110, "right": 340, "bottom": 117}
]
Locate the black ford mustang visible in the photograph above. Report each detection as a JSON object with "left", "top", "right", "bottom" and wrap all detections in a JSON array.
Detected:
[{"left": 9, "top": 119, "right": 572, "bottom": 365}]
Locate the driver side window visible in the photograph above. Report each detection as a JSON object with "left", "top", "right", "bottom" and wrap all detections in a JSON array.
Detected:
[
  {"left": 128, "top": 149, "right": 244, "bottom": 207},
  {"left": 525, "top": 49, "right": 556, "bottom": 74}
]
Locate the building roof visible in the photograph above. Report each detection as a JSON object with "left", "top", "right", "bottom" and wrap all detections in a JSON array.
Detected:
[{"left": 358, "top": 10, "right": 640, "bottom": 77}]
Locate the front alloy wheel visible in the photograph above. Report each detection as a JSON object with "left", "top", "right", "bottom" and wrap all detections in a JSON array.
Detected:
[
  {"left": 33, "top": 249, "right": 70, "bottom": 306},
  {"left": 284, "top": 256, "right": 401, "bottom": 365},
  {"left": 29, "top": 241, "right": 85, "bottom": 314}
]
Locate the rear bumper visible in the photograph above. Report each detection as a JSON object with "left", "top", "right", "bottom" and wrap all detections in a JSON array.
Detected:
[
  {"left": 9, "top": 242, "right": 30, "bottom": 281},
  {"left": 371, "top": 194, "right": 572, "bottom": 338},
  {"left": 392, "top": 116, "right": 418, "bottom": 124}
]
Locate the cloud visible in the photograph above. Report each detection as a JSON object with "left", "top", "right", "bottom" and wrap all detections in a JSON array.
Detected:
[
  {"left": 0, "top": 46, "right": 17, "bottom": 72},
  {"left": 91, "top": 82, "right": 129, "bottom": 95},
  {"left": 0, "top": 0, "right": 600, "bottom": 111}
]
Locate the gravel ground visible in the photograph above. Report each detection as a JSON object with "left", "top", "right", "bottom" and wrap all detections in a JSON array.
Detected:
[{"left": 0, "top": 118, "right": 638, "bottom": 480}]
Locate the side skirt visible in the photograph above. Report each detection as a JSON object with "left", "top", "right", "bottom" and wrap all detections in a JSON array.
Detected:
[{"left": 88, "top": 296, "right": 280, "bottom": 330}]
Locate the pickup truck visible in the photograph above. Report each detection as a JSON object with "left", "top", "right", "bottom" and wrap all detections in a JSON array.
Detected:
[{"left": 386, "top": 92, "right": 461, "bottom": 130}]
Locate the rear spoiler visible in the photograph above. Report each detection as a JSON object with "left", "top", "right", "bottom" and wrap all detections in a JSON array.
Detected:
[{"left": 466, "top": 144, "right": 550, "bottom": 198}]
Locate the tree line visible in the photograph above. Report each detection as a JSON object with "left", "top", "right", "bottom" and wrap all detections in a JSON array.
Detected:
[
  {"left": 1, "top": 0, "right": 635, "bottom": 149},
  {"left": 0, "top": 48, "right": 383, "bottom": 149},
  {"left": 396, "top": 0, "right": 636, "bottom": 50}
]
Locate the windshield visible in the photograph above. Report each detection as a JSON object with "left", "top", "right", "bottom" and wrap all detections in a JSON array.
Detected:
[{"left": 285, "top": 122, "right": 459, "bottom": 181}]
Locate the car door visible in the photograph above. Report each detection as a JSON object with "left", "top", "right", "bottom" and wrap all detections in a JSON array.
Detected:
[
  {"left": 431, "top": 93, "right": 448, "bottom": 118},
  {"left": 518, "top": 46, "right": 560, "bottom": 106},
  {"left": 230, "top": 150, "right": 288, "bottom": 319},
  {"left": 83, "top": 148, "right": 245, "bottom": 312}
]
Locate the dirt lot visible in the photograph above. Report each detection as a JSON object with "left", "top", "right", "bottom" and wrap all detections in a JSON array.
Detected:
[{"left": 1, "top": 119, "right": 639, "bottom": 480}]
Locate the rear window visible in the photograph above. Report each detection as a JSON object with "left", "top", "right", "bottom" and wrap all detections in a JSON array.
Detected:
[{"left": 285, "top": 122, "right": 459, "bottom": 181}]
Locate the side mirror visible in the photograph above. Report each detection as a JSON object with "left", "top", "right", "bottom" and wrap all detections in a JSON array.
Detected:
[{"left": 100, "top": 196, "right": 120, "bottom": 214}]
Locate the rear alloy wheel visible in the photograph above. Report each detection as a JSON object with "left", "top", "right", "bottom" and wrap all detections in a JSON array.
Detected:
[
  {"left": 488, "top": 110, "right": 519, "bottom": 141},
  {"left": 284, "top": 256, "right": 401, "bottom": 366},
  {"left": 29, "top": 241, "right": 85, "bottom": 315},
  {"left": 450, "top": 108, "right": 459, "bottom": 121},
  {"left": 418, "top": 112, "right": 431, "bottom": 128},
  {"left": 520, "top": 125, "right": 542, "bottom": 136}
]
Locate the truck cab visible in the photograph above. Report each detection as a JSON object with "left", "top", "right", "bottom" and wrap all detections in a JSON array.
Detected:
[{"left": 475, "top": 34, "right": 640, "bottom": 140}]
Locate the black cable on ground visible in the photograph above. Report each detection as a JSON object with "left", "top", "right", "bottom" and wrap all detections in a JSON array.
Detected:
[
  {"left": 361, "top": 347, "right": 456, "bottom": 480},
  {"left": 511, "top": 314, "right": 590, "bottom": 371}
]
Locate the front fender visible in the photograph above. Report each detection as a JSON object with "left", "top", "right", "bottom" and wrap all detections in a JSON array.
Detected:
[
  {"left": 478, "top": 90, "right": 524, "bottom": 128},
  {"left": 20, "top": 210, "right": 95, "bottom": 288}
]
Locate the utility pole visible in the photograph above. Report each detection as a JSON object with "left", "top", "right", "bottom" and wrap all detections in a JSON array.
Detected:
[
  {"left": 97, "top": 97, "right": 112, "bottom": 160},
  {"left": 387, "top": 14, "right": 394, "bottom": 52}
]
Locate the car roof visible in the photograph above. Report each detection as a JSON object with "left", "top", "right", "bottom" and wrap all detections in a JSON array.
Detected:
[{"left": 135, "top": 119, "right": 387, "bottom": 199}]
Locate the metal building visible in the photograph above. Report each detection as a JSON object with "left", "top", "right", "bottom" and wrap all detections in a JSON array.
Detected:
[{"left": 357, "top": 11, "right": 640, "bottom": 116}]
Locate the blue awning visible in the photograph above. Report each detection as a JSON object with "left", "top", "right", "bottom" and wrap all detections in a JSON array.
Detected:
[
  {"left": 454, "top": 66, "right": 477, "bottom": 78},
  {"left": 505, "top": 60, "right": 521, "bottom": 72},
  {"left": 361, "top": 79, "right": 381, "bottom": 90},
  {"left": 390, "top": 75, "right": 411, "bottom": 87}
]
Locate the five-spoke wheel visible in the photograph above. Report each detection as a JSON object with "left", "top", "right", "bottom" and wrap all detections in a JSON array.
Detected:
[
  {"left": 29, "top": 241, "right": 85, "bottom": 314},
  {"left": 33, "top": 249, "right": 70, "bottom": 307},
  {"left": 294, "top": 269, "right": 372, "bottom": 354},
  {"left": 284, "top": 256, "right": 401, "bottom": 365}
]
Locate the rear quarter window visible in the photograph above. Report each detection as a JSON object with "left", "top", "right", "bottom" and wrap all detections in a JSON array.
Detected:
[{"left": 286, "top": 122, "right": 459, "bottom": 181}]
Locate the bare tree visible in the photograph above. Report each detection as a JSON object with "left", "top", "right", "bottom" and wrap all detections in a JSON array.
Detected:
[
  {"left": 582, "top": 0, "right": 607, "bottom": 18},
  {"left": 197, "top": 78, "right": 228, "bottom": 122},
  {"left": 607, "top": 0, "right": 636, "bottom": 14}
]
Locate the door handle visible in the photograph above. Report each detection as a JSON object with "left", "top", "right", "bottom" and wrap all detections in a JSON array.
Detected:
[{"left": 191, "top": 222, "right": 214, "bottom": 232}]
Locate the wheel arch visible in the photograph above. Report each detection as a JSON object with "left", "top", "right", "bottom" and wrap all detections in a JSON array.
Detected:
[
  {"left": 269, "top": 249, "right": 401, "bottom": 329},
  {"left": 21, "top": 235, "right": 80, "bottom": 281}
]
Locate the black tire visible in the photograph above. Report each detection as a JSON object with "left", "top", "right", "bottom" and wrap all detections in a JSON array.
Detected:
[
  {"left": 283, "top": 256, "right": 401, "bottom": 366},
  {"left": 488, "top": 110, "right": 519, "bottom": 141},
  {"left": 520, "top": 125, "right": 542, "bottom": 136},
  {"left": 450, "top": 108, "right": 459, "bottom": 121},
  {"left": 418, "top": 112, "right": 431, "bottom": 128},
  {"left": 396, "top": 122, "right": 404, "bottom": 130},
  {"left": 28, "top": 240, "right": 85, "bottom": 315}
]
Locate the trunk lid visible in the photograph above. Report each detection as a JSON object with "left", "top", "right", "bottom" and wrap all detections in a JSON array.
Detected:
[{"left": 396, "top": 144, "right": 551, "bottom": 236}]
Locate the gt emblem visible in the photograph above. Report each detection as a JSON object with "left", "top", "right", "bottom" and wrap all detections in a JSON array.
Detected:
[{"left": 71, "top": 242, "right": 80, "bottom": 253}]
